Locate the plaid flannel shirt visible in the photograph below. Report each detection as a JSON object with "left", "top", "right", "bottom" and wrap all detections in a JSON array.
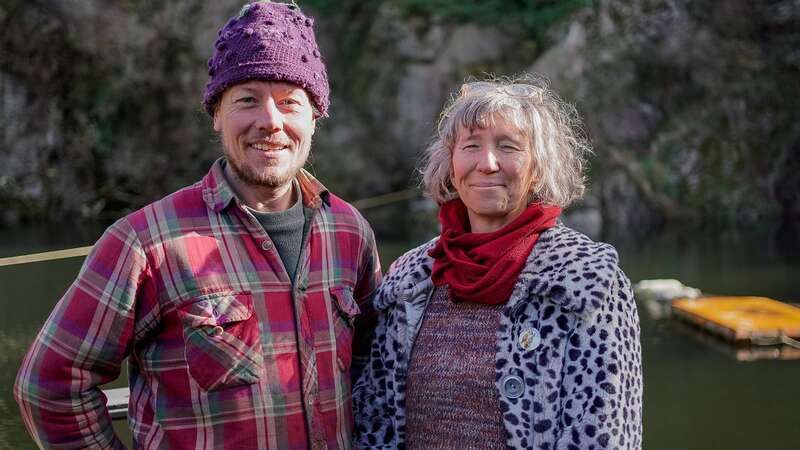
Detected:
[{"left": 15, "top": 159, "right": 382, "bottom": 449}]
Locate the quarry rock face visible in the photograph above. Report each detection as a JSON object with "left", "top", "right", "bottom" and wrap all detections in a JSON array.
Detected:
[{"left": 1, "top": 0, "right": 798, "bottom": 234}]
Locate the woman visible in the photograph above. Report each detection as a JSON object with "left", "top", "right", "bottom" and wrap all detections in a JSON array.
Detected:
[{"left": 353, "top": 76, "right": 642, "bottom": 449}]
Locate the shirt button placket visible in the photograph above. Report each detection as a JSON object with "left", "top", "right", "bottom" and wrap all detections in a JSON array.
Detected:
[{"left": 309, "top": 391, "right": 326, "bottom": 449}]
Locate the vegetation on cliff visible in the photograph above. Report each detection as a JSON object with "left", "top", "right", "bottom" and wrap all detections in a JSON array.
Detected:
[{"left": 1, "top": 0, "right": 797, "bottom": 237}]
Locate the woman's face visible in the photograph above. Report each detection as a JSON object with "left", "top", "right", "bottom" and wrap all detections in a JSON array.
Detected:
[{"left": 451, "top": 117, "right": 533, "bottom": 233}]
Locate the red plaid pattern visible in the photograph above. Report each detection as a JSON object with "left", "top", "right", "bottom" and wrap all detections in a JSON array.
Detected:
[{"left": 14, "top": 159, "right": 381, "bottom": 449}]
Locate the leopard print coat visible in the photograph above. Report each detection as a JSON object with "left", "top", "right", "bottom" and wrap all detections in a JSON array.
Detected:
[{"left": 353, "top": 226, "right": 642, "bottom": 449}]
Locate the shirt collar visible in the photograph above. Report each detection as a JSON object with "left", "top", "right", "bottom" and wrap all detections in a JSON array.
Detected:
[{"left": 202, "top": 158, "right": 330, "bottom": 213}]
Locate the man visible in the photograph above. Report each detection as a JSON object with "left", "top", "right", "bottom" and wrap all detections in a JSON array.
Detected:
[{"left": 14, "top": 2, "right": 381, "bottom": 449}]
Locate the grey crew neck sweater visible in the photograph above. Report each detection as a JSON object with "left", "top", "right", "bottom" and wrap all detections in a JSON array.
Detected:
[{"left": 247, "top": 188, "right": 306, "bottom": 284}]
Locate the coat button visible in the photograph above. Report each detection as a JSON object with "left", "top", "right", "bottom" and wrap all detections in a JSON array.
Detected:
[
  {"left": 501, "top": 374, "right": 525, "bottom": 399},
  {"left": 518, "top": 328, "right": 541, "bottom": 351},
  {"left": 261, "top": 240, "right": 273, "bottom": 251}
]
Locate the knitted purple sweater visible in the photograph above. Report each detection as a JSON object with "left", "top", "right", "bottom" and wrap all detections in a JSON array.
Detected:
[{"left": 404, "top": 285, "right": 506, "bottom": 449}]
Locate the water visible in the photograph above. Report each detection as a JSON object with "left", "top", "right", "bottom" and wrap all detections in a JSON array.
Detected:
[
  {"left": 610, "top": 226, "right": 800, "bottom": 450},
  {"left": 1, "top": 220, "right": 799, "bottom": 449}
]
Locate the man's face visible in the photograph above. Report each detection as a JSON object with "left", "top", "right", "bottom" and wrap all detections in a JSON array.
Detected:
[{"left": 213, "top": 80, "right": 316, "bottom": 190}]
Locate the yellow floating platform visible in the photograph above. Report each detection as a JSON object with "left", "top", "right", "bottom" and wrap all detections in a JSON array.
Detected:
[{"left": 672, "top": 296, "right": 800, "bottom": 342}]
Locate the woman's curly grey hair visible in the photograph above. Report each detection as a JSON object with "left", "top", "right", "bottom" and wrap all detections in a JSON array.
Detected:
[{"left": 420, "top": 74, "right": 591, "bottom": 207}]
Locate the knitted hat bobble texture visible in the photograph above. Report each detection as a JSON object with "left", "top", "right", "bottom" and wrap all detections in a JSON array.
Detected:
[{"left": 203, "top": 1, "right": 330, "bottom": 117}]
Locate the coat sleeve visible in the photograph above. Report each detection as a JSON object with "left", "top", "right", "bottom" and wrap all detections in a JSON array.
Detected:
[
  {"left": 14, "top": 219, "right": 150, "bottom": 449},
  {"left": 555, "top": 268, "right": 643, "bottom": 450},
  {"left": 352, "top": 304, "right": 397, "bottom": 449}
]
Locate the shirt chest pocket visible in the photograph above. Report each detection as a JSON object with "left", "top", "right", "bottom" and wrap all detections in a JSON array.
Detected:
[
  {"left": 176, "top": 291, "right": 264, "bottom": 391},
  {"left": 330, "top": 286, "right": 360, "bottom": 372}
]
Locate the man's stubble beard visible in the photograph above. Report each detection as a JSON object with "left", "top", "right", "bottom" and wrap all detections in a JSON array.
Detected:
[{"left": 224, "top": 138, "right": 311, "bottom": 189}]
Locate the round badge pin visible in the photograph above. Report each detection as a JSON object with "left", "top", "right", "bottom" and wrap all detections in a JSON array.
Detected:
[{"left": 518, "top": 328, "right": 541, "bottom": 351}]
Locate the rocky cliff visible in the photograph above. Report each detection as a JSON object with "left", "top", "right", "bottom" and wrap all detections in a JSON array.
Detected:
[{"left": 2, "top": 0, "right": 798, "bottom": 237}]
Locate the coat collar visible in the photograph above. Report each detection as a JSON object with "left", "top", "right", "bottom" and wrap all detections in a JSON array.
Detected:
[
  {"left": 375, "top": 226, "right": 619, "bottom": 315},
  {"left": 374, "top": 238, "right": 437, "bottom": 311},
  {"left": 506, "top": 226, "right": 620, "bottom": 315}
]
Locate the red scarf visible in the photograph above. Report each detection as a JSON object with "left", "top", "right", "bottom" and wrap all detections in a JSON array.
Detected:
[{"left": 429, "top": 199, "right": 561, "bottom": 305}]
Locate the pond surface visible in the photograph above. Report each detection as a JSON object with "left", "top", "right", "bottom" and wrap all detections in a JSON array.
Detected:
[{"left": 1, "top": 219, "right": 799, "bottom": 449}]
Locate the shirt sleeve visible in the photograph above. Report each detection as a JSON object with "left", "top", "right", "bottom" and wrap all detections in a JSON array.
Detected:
[
  {"left": 14, "top": 218, "right": 150, "bottom": 449},
  {"left": 351, "top": 223, "right": 382, "bottom": 382},
  {"left": 555, "top": 268, "right": 643, "bottom": 450}
]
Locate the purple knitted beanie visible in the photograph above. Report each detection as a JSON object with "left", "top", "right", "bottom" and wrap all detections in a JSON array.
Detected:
[{"left": 203, "top": 1, "right": 330, "bottom": 117}]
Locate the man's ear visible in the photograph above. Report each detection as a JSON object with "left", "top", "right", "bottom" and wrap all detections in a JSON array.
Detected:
[{"left": 213, "top": 108, "right": 221, "bottom": 132}]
